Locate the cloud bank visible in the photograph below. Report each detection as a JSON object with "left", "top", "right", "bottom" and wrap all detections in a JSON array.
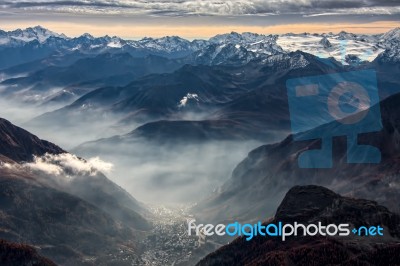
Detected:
[
  {"left": 2, "top": 0, "right": 400, "bottom": 16},
  {"left": 1, "top": 153, "right": 114, "bottom": 178}
]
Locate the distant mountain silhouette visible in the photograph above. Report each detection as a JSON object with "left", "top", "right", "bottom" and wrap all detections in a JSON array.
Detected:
[{"left": 1, "top": 53, "right": 183, "bottom": 106}]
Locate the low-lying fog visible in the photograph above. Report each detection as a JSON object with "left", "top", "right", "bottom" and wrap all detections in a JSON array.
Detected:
[
  {"left": 73, "top": 139, "right": 262, "bottom": 204},
  {"left": 0, "top": 97, "right": 265, "bottom": 205},
  {"left": 0, "top": 97, "right": 137, "bottom": 149}
]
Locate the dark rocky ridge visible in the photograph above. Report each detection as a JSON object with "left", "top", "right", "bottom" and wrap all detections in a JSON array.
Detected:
[
  {"left": 0, "top": 118, "right": 65, "bottom": 162},
  {"left": 0, "top": 239, "right": 56, "bottom": 266},
  {"left": 197, "top": 185, "right": 400, "bottom": 266},
  {"left": 0, "top": 167, "right": 142, "bottom": 265}
]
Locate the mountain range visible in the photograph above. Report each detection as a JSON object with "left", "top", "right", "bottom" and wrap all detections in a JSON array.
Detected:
[
  {"left": 0, "top": 26, "right": 399, "bottom": 70},
  {"left": 1, "top": 52, "right": 183, "bottom": 107},
  {"left": 67, "top": 47, "right": 399, "bottom": 149},
  {"left": 1, "top": 26, "right": 399, "bottom": 131}
]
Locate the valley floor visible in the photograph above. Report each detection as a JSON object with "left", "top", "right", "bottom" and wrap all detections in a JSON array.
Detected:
[{"left": 140, "top": 205, "right": 220, "bottom": 266}]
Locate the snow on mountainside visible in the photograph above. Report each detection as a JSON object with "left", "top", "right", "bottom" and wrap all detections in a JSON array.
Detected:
[
  {"left": 377, "top": 28, "right": 400, "bottom": 63},
  {"left": 0, "top": 26, "right": 398, "bottom": 65},
  {"left": 133, "top": 36, "right": 207, "bottom": 55},
  {"left": 190, "top": 32, "right": 285, "bottom": 65},
  {"left": 209, "top": 31, "right": 283, "bottom": 55},
  {"left": 277, "top": 32, "right": 384, "bottom": 64},
  {"left": 381, "top": 27, "right": 400, "bottom": 42},
  {"left": 0, "top": 26, "right": 66, "bottom": 45}
]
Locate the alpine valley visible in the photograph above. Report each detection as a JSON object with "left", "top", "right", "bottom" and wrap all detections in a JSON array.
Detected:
[{"left": 0, "top": 26, "right": 399, "bottom": 265}]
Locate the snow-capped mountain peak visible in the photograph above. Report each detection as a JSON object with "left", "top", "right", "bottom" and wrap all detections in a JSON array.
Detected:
[
  {"left": 107, "top": 36, "right": 125, "bottom": 48},
  {"left": 377, "top": 27, "right": 400, "bottom": 63},
  {"left": 195, "top": 31, "right": 284, "bottom": 64},
  {"left": 81, "top": 33, "right": 95, "bottom": 40},
  {"left": 209, "top": 31, "right": 276, "bottom": 46},
  {"left": 13, "top": 25, "right": 66, "bottom": 43},
  {"left": 0, "top": 25, "right": 67, "bottom": 46},
  {"left": 381, "top": 27, "right": 400, "bottom": 42}
]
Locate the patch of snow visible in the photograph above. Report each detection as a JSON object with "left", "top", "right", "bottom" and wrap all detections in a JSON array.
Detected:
[
  {"left": 277, "top": 34, "right": 383, "bottom": 63},
  {"left": 107, "top": 41, "right": 123, "bottom": 48},
  {"left": 178, "top": 93, "right": 199, "bottom": 108}
]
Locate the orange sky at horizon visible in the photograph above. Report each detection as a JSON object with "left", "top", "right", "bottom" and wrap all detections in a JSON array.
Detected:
[{"left": 0, "top": 20, "right": 398, "bottom": 39}]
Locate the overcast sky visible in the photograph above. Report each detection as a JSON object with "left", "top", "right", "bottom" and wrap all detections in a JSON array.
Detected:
[{"left": 0, "top": 0, "right": 399, "bottom": 39}]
